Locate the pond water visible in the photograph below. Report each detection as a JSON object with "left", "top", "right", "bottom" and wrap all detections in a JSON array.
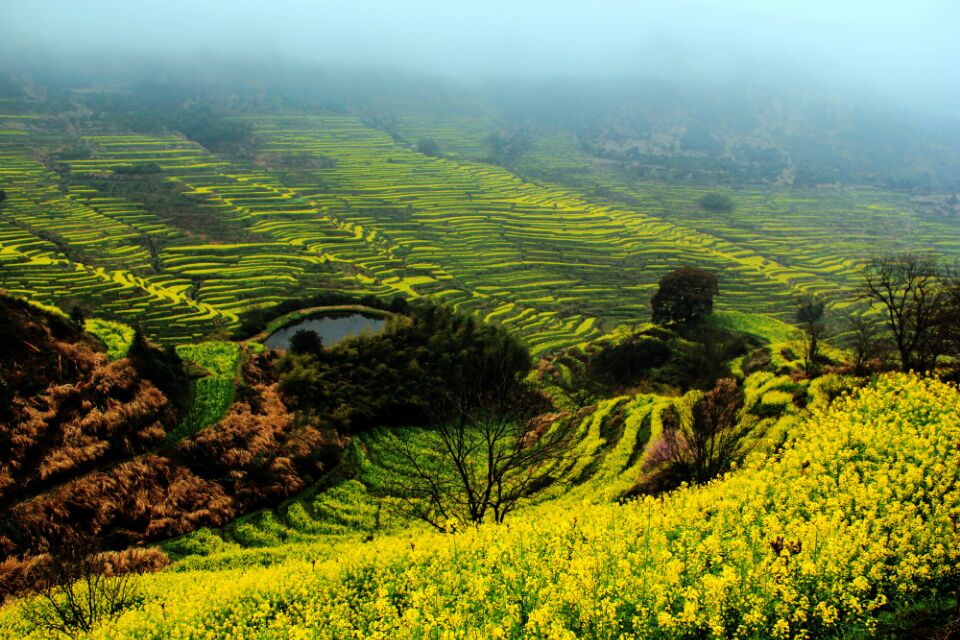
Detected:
[{"left": 264, "top": 314, "right": 385, "bottom": 350}]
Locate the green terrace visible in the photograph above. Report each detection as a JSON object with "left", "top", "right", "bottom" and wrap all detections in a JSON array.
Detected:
[{"left": 4, "top": 111, "right": 942, "bottom": 352}]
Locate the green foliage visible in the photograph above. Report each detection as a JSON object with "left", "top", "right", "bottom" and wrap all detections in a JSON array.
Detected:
[
  {"left": 169, "top": 342, "right": 242, "bottom": 440},
  {"left": 699, "top": 192, "right": 735, "bottom": 212},
  {"left": 486, "top": 128, "right": 531, "bottom": 165},
  {"left": 416, "top": 137, "right": 440, "bottom": 157},
  {"left": 68, "top": 305, "right": 86, "bottom": 328},
  {"left": 128, "top": 330, "right": 191, "bottom": 416},
  {"left": 84, "top": 318, "right": 135, "bottom": 361},
  {"left": 175, "top": 342, "right": 242, "bottom": 377},
  {"left": 288, "top": 329, "right": 323, "bottom": 357},
  {"left": 651, "top": 267, "right": 719, "bottom": 326},
  {"left": 276, "top": 303, "right": 531, "bottom": 431},
  {"left": 111, "top": 162, "right": 162, "bottom": 175},
  {"left": 587, "top": 335, "right": 671, "bottom": 386},
  {"left": 171, "top": 105, "right": 254, "bottom": 151}
]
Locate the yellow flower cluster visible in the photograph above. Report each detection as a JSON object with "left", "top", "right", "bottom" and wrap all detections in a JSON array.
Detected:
[{"left": 0, "top": 373, "right": 957, "bottom": 639}]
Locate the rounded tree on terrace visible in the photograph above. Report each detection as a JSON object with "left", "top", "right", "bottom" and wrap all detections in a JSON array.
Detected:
[{"left": 651, "top": 267, "right": 719, "bottom": 326}]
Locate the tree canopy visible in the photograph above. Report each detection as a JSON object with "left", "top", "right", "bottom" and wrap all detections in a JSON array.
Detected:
[
  {"left": 289, "top": 329, "right": 324, "bottom": 357},
  {"left": 651, "top": 268, "right": 719, "bottom": 326},
  {"left": 698, "top": 193, "right": 735, "bottom": 212}
]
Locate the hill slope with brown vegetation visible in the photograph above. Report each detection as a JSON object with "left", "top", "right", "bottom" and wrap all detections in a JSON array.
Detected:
[{"left": 0, "top": 294, "right": 342, "bottom": 601}]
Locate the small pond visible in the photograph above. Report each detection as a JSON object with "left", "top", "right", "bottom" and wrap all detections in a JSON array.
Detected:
[{"left": 264, "top": 314, "right": 385, "bottom": 350}]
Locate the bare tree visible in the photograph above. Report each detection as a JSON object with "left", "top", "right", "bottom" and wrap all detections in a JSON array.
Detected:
[
  {"left": 646, "top": 378, "right": 752, "bottom": 486},
  {"left": 860, "top": 253, "right": 948, "bottom": 373},
  {"left": 393, "top": 379, "right": 573, "bottom": 531},
  {"left": 844, "top": 314, "right": 887, "bottom": 375},
  {"left": 936, "top": 275, "right": 960, "bottom": 374},
  {"left": 794, "top": 293, "right": 828, "bottom": 377},
  {"left": 21, "top": 533, "right": 143, "bottom": 638}
]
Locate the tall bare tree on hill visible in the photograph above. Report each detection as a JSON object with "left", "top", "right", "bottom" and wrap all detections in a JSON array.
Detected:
[
  {"left": 794, "top": 292, "right": 828, "bottom": 377},
  {"left": 860, "top": 253, "right": 948, "bottom": 373},
  {"left": 392, "top": 341, "right": 573, "bottom": 530}
]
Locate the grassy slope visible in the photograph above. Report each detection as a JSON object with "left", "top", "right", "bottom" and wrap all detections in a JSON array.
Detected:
[
  {"left": 5, "top": 109, "right": 959, "bottom": 354},
  {"left": 4, "top": 107, "right": 960, "bottom": 637},
  {"left": 1, "top": 374, "right": 955, "bottom": 638}
]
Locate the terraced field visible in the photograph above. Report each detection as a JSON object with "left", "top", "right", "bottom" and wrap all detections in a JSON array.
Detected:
[
  {"left": 393, "top": 117, "right": 960, "bottom": 313},
  {"left": 160, "top": 366, "right": 815, "bottom": 570},
  {"left": 3, "top": 109, "right": 955, "bottom": 352},
  {"left": 238, "top": 116, "right": 837, "bottom": 338}
]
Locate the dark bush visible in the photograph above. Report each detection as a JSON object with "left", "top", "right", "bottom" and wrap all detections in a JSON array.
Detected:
[
  {"left": 588, "top": 337, "right": 671, "bottom": 386},
  {"left": 289, "top": 329, "right": 324, "bottom": 357},
  {"left": 112, "top": 162, "right": 162, "bottom": 175},
  {"left": 127, "top": 330, "right": 189, "bottom": 416},
  {"left": 417, "top": 137, "right": 441, "bottom": 157},
  {"left": 68, "top": 305, "right": 86, "bottom": 328},
  {"left": 698, "top": 193, "right": 735, "bottom": 212}
]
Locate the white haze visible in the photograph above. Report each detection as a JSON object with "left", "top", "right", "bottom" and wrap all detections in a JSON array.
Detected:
[{"left": 2, "top": 0, "right": 958, "bottom": 116}]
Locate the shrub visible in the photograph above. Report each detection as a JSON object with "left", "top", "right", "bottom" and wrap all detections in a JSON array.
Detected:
[
  {"left": 588, "top": 337, "right": 671, "bottom": 386},
  {"left": 698, "top": 192, "right": 735, "bottom": 212},
  {"left": 644, "top": 378, "right": 751, "bottom": 486},
  {"left": 21, "top": 534, "right": 145, "bottom": 638},
  {"left": 112, "top": 162, "right": 162, "bottom": 175},
  {"left": 289, "top": 329, "right": 324, "bottom": 357},
  {"left": 416, "top": 137, "right": 441, "bottom": 157}
]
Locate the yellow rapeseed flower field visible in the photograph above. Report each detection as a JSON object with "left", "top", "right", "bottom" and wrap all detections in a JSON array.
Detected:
[{"left": 1, "top": 373, "right": 957, "bottom": 639}]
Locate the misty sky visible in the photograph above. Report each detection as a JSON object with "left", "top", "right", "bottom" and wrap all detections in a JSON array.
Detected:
[{"left": 3, "top": 0, "right": 959, "bottom": 114}]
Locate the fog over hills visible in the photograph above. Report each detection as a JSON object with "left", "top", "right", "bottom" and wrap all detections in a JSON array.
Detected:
[{"left": 3, "top": 0, "right": 959, "bottom": 114}]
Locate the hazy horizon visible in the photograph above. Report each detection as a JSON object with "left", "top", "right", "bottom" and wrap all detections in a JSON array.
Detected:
[{"left": 3, "top": 0, "right": 959, "bottom": 118}]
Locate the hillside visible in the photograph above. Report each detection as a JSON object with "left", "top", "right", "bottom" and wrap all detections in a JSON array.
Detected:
[
  {"left": 0, "top": 374, "right": 955, "bottom": 638},
  {"left": 1, "top": 75, "right": 960, "bottom": 354},
  {"left": 0, "top": 294, "right": 343, "bottom": 599},
  {"left": 479, "top": 78, "right": 960, "bottom": 192},
  {"left": 2, "top": 55, "right": 960, "bottom": 640}
]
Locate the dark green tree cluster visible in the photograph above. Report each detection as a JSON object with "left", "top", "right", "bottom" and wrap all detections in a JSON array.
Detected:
[
  {"left": 486, "top": 129, "right": 532, "bottom": 166},
  {"left": 587, "top": 335, "right": 671, "bottom": 386},
  {"left": 416, "top": 137, "right": 441, "bottom": 157},
  {"left": 275, "top": 303, "right": 531, "bottom": 431},
  {"left": 127, "top": 329, "right": 190, "bottom": 417},
  {"left": 112, "top": 162, "right": 163, "bottom": 175},
  {"left": 289, "top": 329, "right": 324, "bottom": 357},
  {"left": 698, "top": 193, "right": 735, "bottom": 212},
  {"left": 651, "top": 267, "right": 719, "bottom": 326}
]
